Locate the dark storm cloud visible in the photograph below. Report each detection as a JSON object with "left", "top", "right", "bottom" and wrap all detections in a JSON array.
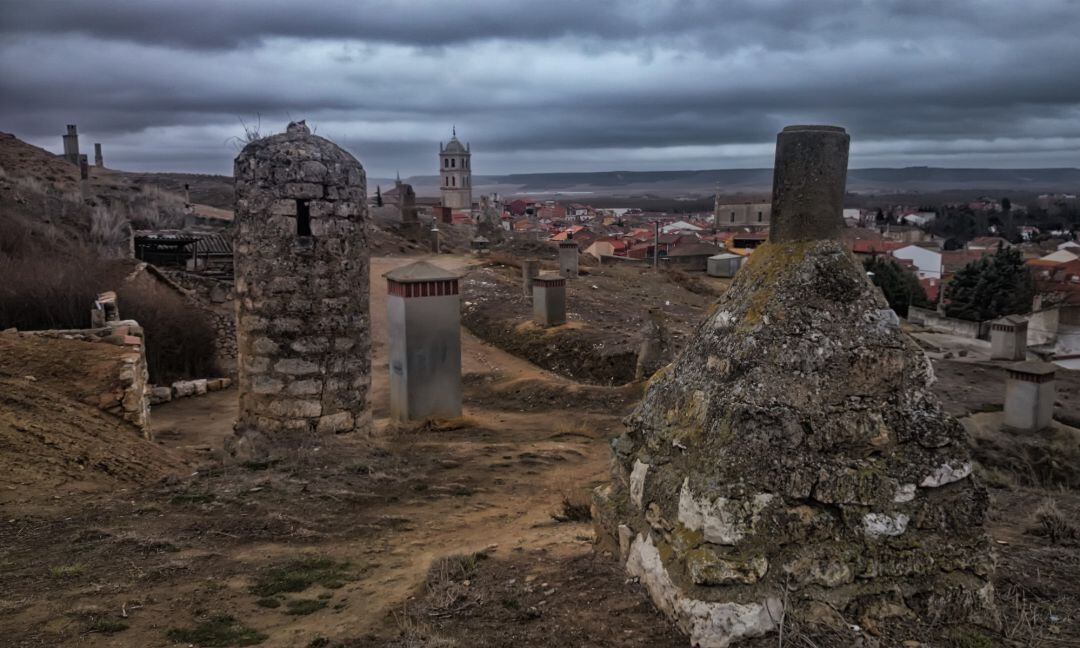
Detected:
[{"left": 1, "top": 0, "right": 1078, "bottom": 175}]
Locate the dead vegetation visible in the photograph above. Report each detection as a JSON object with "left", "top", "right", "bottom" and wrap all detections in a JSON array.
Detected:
[
  {"left": 552, "top": 489, "right": 593, "bottom": 522},
  {"left": 1031, "top": 498, "right": 1080, "bottom": 545}
]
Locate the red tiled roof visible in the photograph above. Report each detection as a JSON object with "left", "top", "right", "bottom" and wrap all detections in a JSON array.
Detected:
[
  {"left": 941, "top": 249, "right": 990, "bottom": 273},
  {"left": 850, "top": 239, "right": 904, "bottom": 254}
]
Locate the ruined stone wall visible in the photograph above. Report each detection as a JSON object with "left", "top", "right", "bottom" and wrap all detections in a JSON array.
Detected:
[
  {"left": 159, "top": 269, "right": 238, "bottom": 373},
  {"left": 28, "top": 320, "right": 151, "bottom": 436},
  {"left": 231, "top": 122, "right": 370, "bottom": 458},
  {"left": 908, "top": 306, "right": 989, "bottom": 339}
]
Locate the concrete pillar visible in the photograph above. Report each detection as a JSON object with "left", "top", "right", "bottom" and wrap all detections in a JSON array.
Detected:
[
  {"left": 990, "top": 316, "right": 1028, "bottom": 361},
  {"left": 635, "top": 307, "right": 667, "bottom": 381},
  {"left": 94, "top": 143, "right": 104, "bottom": 167},
  {"left": 521, "top": 259, "right": 539, "bottom": 296},
  {"left": 430, "top": 225, "right": 441, "bottom": 254},
  {"left": 1004, "top": 361, "right": 1056, "bottom": 431},
  {"left": 533, "top": 274, "right": 566, "bottom": 327},
  {"left": 558, "top": 240, "right": 579, "bottom": 278},
  {"left": 769, "top": 125, "right": 849, "bottom": 243},
  {"left": 62, "top": 124, "right": 79, "bottom": 165},
  {"left": 79, "top": 154, "right": 90, "bottom": 199},
  {"left": 386, "top": 261, "right": 463, "bottom": 421}
]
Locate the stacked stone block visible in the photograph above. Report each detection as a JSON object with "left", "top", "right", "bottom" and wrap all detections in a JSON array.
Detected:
[{"left": 231, "top": 121, "right": 370, "bottom": 458}]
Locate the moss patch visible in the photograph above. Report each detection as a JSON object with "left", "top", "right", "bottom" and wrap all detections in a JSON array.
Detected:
[
  {"left": 250, "top": 556, "right": 351, "bottom": 597},
  {"left": 87, "top": 617, "right": 129, "bottom": 634},
  {"left": 49, "top": 564, "right": 85, "bottom": 578},
  {"left": 166, "top": 615, "right": 266, "bottom": 646},
  {"left": 284, "top": 599, "right": 327, "bottom": 616}
]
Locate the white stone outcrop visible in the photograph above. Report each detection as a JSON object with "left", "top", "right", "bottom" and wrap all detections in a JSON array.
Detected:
[
  {"left": 677, "top": 479, "right": 773, "bottom": 545},
  {"left": 626, "top": 533, "right": 781, "bottom": 648}
]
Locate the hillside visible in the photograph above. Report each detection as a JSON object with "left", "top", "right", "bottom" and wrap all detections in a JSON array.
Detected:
[
  {"left": 0, "top": 132, "right": 190, "bottom": 256},
  {"left": 0, "top": 332, "right": 184, "bottom": 506}
]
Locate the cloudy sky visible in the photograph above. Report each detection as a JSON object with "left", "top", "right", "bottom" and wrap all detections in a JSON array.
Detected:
[{"left": 2, "top": 0, "right": 1079, "bottom": 177}]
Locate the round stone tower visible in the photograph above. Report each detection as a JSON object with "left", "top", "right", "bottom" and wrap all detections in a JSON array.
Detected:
[
  {"left": 231, "top": 120, "right": 370, "bottom": 459},
  {"left": 439, "top": 127, "right": 472, "bottom": 211}
]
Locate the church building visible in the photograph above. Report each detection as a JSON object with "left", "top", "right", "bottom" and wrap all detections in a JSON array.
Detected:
[{"left": 439, "top": 128, "right": 472, "bottom": 212}]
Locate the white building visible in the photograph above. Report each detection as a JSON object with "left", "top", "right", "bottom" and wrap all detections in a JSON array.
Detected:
[
  {"left": 661, "top": 220, "right": 703, "bottom": 233},
  {"left": 892, "top": 245, "right": 943, "bottom": 279}
]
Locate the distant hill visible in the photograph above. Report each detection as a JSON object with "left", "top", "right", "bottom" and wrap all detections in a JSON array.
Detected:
[{"left": 391, "top": 167, "right": 1080, "bottom": 198}]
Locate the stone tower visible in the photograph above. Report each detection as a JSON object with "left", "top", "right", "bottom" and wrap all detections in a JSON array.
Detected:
[
  {"left": 439, "top": 127, "right": 472, "bottom": 211},
  {"left": 595, "top": 125, "right": 994, "bottom": 647},
  {"left": 230, "top": 121, "right": 371, "bottom": 459},
  {"left": 62, "top": 124, "right": 79, "bottom": 165}
]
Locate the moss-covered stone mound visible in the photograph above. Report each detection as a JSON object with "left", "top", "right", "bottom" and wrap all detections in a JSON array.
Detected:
[{"left": 594, "top": 239, "right": 995, "bottom": 647}]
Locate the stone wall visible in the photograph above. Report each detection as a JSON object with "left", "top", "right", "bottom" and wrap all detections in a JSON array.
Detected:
[
  {"left": 28, "top": 320, "right": 151, "bottom": 436},
  {"left": 159, "top": 269, "right": 238, "bottom": 374},
  {"left": 909, "top": 306, "right": 990, "bottom": 339}
]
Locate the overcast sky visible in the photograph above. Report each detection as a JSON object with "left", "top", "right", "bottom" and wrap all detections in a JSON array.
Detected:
[{"left": 2, "top": 0, "right": 1079, "bottom": 177}]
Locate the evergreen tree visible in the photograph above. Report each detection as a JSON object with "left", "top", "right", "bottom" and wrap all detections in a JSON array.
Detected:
[
  {"left": 943, "top": 246, "right": 1034, "bottom": 321},
  {"left": 375, "top": 185, "right": 383, "bottom": 207},
  {"left": 864, "top": 256, "right": 928, "bottom": 318}
]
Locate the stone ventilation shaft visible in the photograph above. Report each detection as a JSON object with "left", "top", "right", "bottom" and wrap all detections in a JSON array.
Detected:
[
  {"left": 594, "top": 126, "right": 995, "bottom": 647},
  {"left": 230, "top": 121, "right": 371, "bottom": 459}
]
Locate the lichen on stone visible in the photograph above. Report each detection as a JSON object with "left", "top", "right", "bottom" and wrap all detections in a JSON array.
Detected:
[{"left": 595, "top": 237, "right": 995, "bottom": 644}]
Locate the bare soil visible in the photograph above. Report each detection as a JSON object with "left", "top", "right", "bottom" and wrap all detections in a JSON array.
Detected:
[
  {"left": 462, "top": 261, "right": 727, "bottom": 385},
  {"left": 2, "top": 255, "right": 1079, "bottom": 647},
  {"left": 0, "top": 333, "right": 184, "bottom": 507}
]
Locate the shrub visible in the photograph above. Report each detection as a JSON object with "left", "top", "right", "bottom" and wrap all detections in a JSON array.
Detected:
[
  {"left": 0, "top": 253, "right": 106, "bottom": 330},
  {"left": 0, "top": 247, "right": 218, "bottom": 383},
  {"left": 1032, "top": 499, "right": 1079, "bottom": 544},
  {"left": 944, "top": 246, "right": 1034, "bottom": 321},
  {"left": 117, "top": 279, "right": 218, "bottom": 384},
  {"left": 864, "top": 256, "right": 929, "bottom": 317}
]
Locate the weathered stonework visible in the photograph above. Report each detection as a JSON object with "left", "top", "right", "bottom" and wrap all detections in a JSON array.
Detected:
[
  {"left": 230, "top": 121, "right": 371, "bottom": 459},
  {"left": 28, "top": 319, "right": 151, "bottom": 436},
  {"left": 595, "top": 126, "right": 995, "bottom": 647}
]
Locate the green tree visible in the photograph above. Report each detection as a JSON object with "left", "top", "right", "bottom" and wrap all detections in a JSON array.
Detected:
[
  {"left": 943, "top": 246, "right": 1034, "bottom": 321},
  {"left": 864, "top": 256, "right": 929, "bottom": 318}
]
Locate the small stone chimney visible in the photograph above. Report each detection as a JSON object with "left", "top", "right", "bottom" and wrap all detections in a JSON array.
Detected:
[
  {"left": 532, "top": 274, "right": 566, "bottom": 327},
  {"left": 1004, "top": 361, "right": 1056, "bottom": 431},
  {"left": 990, "top": 316, "right": 1028, "bottom": 361}
]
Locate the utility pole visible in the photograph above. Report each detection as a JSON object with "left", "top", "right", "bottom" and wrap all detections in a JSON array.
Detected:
[{"left": 653, "top": 220, "right": 660, "bottom": 270}]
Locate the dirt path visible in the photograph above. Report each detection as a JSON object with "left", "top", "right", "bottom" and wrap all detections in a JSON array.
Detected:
[{"left": 4, "top": 255, "right": 635, "bottom": 647}]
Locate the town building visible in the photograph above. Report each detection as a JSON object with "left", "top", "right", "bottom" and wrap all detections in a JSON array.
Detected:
[
  {"left": 714, "top": 200, "right": 771, "bottom": 229},
  {"left": 439, "top": 127, "right": 472, "bottom": 211}
]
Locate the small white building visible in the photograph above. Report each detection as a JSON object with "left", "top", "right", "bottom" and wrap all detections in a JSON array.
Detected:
[
  {"left": 891, "top": 245, "right": 943, "bottom": 279},
  {"left": 661, "top": 220, "right": 703, "bottom": 234}
]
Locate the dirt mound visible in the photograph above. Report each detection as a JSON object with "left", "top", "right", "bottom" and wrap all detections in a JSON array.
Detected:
[
  {"left": 462, "top": 262, "right": 716, "bottom": 385},
  {"left": 366, "top": 549, "right": 687, "bottom": 648},
  {"left": 0, "top": 334, "right": 183, "bottom": 505},
  {"left": 963, "top": 411, "right": 1080, "bottom": 489}
]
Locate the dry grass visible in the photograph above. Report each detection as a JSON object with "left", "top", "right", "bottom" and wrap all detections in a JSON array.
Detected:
[
  {"left": 662, "top": 267, "right": 719, "bottom": 296},
  {"left": 89, "top": 205, "right": 130, "bottom": 249},
  {"left": 552, "top": 489, "right": 593, "bottom": 523},
  {"left": 421, "top": 552, "right": 489, "bottom": 619},
  {"left": 1031, "top": 498, "right": 1079, "bottom": 544}
]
